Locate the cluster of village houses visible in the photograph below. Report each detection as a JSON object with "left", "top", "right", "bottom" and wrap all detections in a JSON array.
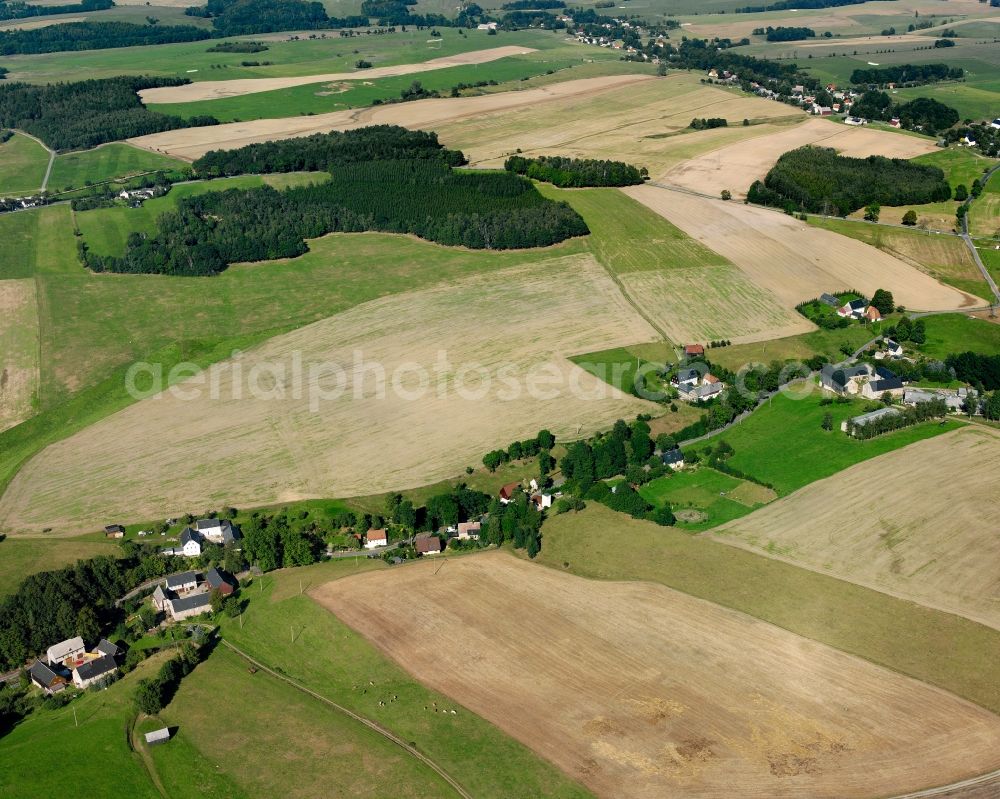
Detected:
[{"left": 27, "top": 566, "right": 238, "bottom": 696}]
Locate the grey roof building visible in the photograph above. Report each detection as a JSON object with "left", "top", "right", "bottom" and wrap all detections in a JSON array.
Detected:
[
  {"left": 73, "top": 654, "right": 118, "bottom": 687},
  {"left": 95, "top": 639, "right": 119, "bottom": 657},
  {"left": 166, "top": 571, "right": 198, "bottom": 590}
]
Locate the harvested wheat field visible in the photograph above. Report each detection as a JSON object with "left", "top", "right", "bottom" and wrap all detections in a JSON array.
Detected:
[
  {"left": 0, "top": 279, "right": 39, "bottom": 432},
  {"left": 619, "top": 266, "right": 813, "bottom": 345},
  {"left": 432, "top": 74, "right": 804, "bottom": 175},
  {"left": 713, "top": 426, "right": 1000, "bottom": 630},
  {"left": 0, "top": 15, "right": 84, "bottom": 30},
  {"left": 0, "top": 253, "right": 658, "bottom": 535},
  {"left": 138, "top": 46, "right": 537, "bottom": 104},
  {"left": 314, "top": 550, "right": 1000, "bottom": 799},
  {"left": 623, "top": 185, "right": 976, "bottom": 311},
  {"left": 128, "top": 74, "right": 655, "bottom": 161},
  {"left": 661, "top": 117, "right": 937, "bottom": 199}
]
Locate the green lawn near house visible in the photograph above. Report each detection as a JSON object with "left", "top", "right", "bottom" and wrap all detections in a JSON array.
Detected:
[
  {"left": 0, "top": 653, "right": 171, "bottom": 798},
  {"left": 703, "top": 388, "right": 960, "bottom": 495},
  {"left": 638, "top": 466, "right": 776, "bottom": 532}
]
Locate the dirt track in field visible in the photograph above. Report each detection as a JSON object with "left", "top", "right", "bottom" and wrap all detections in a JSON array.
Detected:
[
  {"left": 661, "top": 117, "right": 938, "bottom": 199},
  {"left": 138, "top": 46, "right": 537, "bottom": 103},
  {"left": 0, "top": 253, "right": 657, "bottom": 535},
  {"left": 128, "top": 74, "right": 657, "bottom": 160},
  {"left": 623, "top": 185, "right": 977, "bottom": 312},
  {"left": 314, "top": 551, "right": 1000, "bottom": 799},
  {"left": 713, "top": 426, "right": 1000, "bottom": 631}
]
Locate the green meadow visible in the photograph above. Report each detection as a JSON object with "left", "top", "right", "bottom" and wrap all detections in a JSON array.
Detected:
[
  {"left": 0, "top": 652, "right": 171, "bottom": 798},
  {"left": 150, "top": 48, "right": 602, "bottom": 122},
  {"left": 705, "top": 388, "right": 961, "bottom": 495},
  {"left": 0, "top": 536, "right": 119, "bottom": 596},
  {"left": 3, "top": 28, "right": 563, "bottom": 83},
  {"left": 638, "top": 467, "right": 774, "bottom": 532},
  {"left": 48, "top": 144, "right": 188, "bottom": 194},
  {"left": 0, "top": 132, "right": 49, "bottom": 196}
]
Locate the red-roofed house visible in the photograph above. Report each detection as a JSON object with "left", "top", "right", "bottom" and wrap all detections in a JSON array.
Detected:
[
  {"left": 684, "top": 344, "right": 705, "bottom": 358},
  {"left": 365, "top": 529, "right": 388, "bottom": 549},
  {"left": 499, "top": 482, "right": 520, "bottom": 504},
  {"left": 864, "top": 305, "right": 883, "bottom": 323}
]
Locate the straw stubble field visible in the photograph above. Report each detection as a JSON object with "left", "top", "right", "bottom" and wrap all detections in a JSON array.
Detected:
[
  {"left": 713, "top": 426, "right": 1000, "bottom": 630},
  {"left": 314, "top": 551, "right": 1000, "bottom": 799},
  {"left": 0, "top": 253, "right": 658, "bottom": 534}
]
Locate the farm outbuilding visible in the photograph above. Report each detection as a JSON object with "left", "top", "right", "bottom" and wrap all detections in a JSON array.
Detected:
[{"left": 145, "top": 728, "right": 171, "bottom": 746}]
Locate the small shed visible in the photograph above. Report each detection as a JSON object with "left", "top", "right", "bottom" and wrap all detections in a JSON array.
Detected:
[{"left": 144, "top": 727, "right": 171, "bottom": 746}]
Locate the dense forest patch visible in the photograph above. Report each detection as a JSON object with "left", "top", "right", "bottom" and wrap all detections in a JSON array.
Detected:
[
  {"left": 192, "top": 125, "right": 465, "bottom": 176},
  {"left": 503, "top": 155, "right": 646, "bottom": 187},
  {"left": 82, "top": 135, "right": 589, "bottom": 275},
  {"left": 850, "top": 64, "right": 965, "bottom": 88},
  {"left": 748, "top": 146, "right": 951, "bottom": 215},
  {"left": 0, "top": 77, "right": 219, "bottom": 151}
]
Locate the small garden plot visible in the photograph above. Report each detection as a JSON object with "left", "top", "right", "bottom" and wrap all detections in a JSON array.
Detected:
[
  {"left": 796, "top": 291, "right": 866, "bottom": 328},
  {"left": 638, "top": 467, "right": 773, "bottom": 532}
]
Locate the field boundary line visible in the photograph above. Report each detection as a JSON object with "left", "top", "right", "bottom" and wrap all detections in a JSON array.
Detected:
[
  {"left": 218, "top": 639, "right": 474, "bottom": 799},
  {"left": 14, "top": 129, "right": 55, "bottom": 193},
  {"left": 886, "top": 765, "right": 1000, "bottom": 798}
]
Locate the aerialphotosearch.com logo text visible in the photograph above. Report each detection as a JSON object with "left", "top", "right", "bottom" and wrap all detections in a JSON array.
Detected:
[{"left": 125, "top": 349, "right": 818, "bottom": 412}]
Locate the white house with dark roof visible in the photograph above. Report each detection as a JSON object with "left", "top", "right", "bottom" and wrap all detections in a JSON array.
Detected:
[
  {"left": 837, "top": 298, "right": 868, "bottom": 319},
  {"left": 660, "top": 448, "right": 685, "bottom": 469},
  {"left": 95, "top": 639, "right": 119, "bottom": 658},
  {"left": 72, "top": 654, "right": 118, "bottom": 689},
  {"left": 46, "top": 636, "right": 85, "bottom": 667},
  {"left": 195, "top": 518, "right": 241, "bottom": 545},
  {"left": 166, "top": 571, "right": 198, "bottom": 593},
  {"left": 166, "top": 591, "right": 212, "bottom": 621},
  {"left": 178, "top": 528, "right": 203, "bottom": 557},
  {"left": 861, "top": 366, "right": 905, "bottom": 399}
]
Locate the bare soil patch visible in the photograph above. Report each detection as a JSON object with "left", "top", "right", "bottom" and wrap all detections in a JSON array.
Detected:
[
  {"left": 314, "top": 550, "right": 1000, "bottom": 799},
  {"left": 138, "top": 46, "right": 537, "bottom": 104},
  {"left": 622, "top": 185, "right": 975, "bottom": 312},
  {"left": 713, "top": 426, "right": 1000, "bottom": 631},
  {"left": 661, "top": 117, "right": 937, "bottom": 199},
  {"left": 0, "top": 253, "right": 657, "bottom": 535}
]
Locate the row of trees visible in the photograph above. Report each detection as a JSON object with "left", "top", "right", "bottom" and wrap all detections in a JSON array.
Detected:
[
  {"left": 689, "top": 117, "right": 728, "bottom": 130},
  {"left": 0, "top": 0, "right": 112, "bottom": 21},
  {"left": 503, "top": 155, "right": 646, "bottom": 187},
  {"left": 0, "top": 20, "right": 212, "bottom": 55},
  {"left": 748, "top": 145, "right": 951, "bottom": 216},
  {"left": 755, "top": 25, "right": 816, "bottom": 41},
  {"left": 0, "top": 76, "right": 218, "bottom": 151},
  {"left": 850, "top": 90, "right": 959, "bottom": 135},
  {"left": 83, "top": 159, "right": 589, "bottom": 275},
  {"left": 850, "top": 63, "right": 964, "bottom": 87},
  {"left": 192, "top": 125, "right": 465, "bottom": 177},
  {"left": 737, "top": 0, "right": 871, "bottom": 12},
  {"left": 134, "top": 642, "right": 205, "bottom": 714},
  {"left": 482, "top": 429, "right": 556, "bottom": 472},
  {"left": 479, "top": 494, "right": 543, "bottom": 557},
  {"left": 846, "top": 398, "right": 948, "bottom": 439}
]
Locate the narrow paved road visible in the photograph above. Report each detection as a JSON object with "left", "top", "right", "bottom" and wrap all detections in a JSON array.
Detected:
[
  {"left": 960, "top": 163, "right": 1000, "bottom": 306},
  {"left": 15, "top": 129, "right": 56, "bottom": 193},
  {"left": 220, "top": 639, "right": 473, "bottom": 799}
]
